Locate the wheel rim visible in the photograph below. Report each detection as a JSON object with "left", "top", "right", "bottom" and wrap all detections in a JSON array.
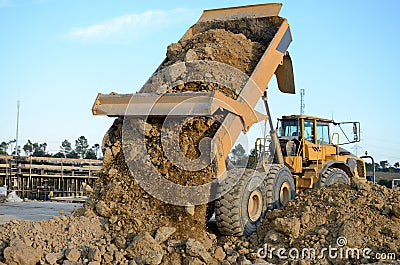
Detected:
[
  {"left": 280, "top": 182, "right": 291, "bottom": 206},
  {"left": 248, "top": 189, "right": 263, "bottom": 222}
]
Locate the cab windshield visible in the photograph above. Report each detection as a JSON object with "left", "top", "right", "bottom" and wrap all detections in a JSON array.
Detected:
[{"left": 278, "top": 119, "right": 300, "bottom": 137}]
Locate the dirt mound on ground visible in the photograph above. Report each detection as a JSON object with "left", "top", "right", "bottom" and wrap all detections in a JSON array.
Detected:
[
  {"left": 0, "top": 214, "right": 107, "bottom": 265},
  {"left": 247, "top": 179, "right": 400, "bottom": 264},
  {"left": 204, "top": 181, "right": 400, "bottom": 265},
  {"left": 88, "top": 117, "right": 216, "bottom": 241},
  {"left": 1, "top": 180, "right": 399, "bottom": 264},
  {"left": 86, "top": 26, "right": 270, "bottom": 242}
]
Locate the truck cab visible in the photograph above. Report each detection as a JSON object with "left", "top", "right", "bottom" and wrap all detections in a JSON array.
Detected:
[{"left": 275, "top": 115, "right": 366, "bottom": 190}]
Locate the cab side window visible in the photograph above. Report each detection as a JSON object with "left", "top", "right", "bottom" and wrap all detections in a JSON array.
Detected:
[
  {"left": 317, "top": 122, "right": 330, "bottom": 145},
  {"left": 304, "top": 120, "right": 314, "bottom": 143}
]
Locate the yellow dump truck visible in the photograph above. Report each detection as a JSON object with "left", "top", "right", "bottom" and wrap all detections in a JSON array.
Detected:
[{"left": 92, "top": 3, "right": 369, "bottom": 237}]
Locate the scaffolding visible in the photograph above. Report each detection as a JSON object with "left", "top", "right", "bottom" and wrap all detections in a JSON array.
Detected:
[{"left": 0, "top": 155, "right": 102, "bottom": 200}]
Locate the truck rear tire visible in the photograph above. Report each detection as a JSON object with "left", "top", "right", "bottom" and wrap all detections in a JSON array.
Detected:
[
  {"left": 265, "top": 164, "right": 296, "bottom": 210},
  {"left": 318, "top": 168, "right": 350, "bottom": 187},
  {"left": 215, "top": 169, "right": 267, "bottom": 236}
]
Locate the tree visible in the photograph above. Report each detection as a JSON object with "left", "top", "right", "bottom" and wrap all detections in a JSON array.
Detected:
[
  {"left": 23, "top": 140, "right": 34, "bottom": 156},
  {"left": 7, "top": 139, "right": 16, "bottom": 154},
  {"left": 66, "top": 150, "right": 79, "bottom": 159},
  {"left": 32, "top": 142, "right": 48, "bottom": 157},
  {"left": 52, "top": 152, "right": 64, "bottom": 158},
  {"left": 85, "top": 148, "right": 97, "bottom": 159},
  {"left": 230, "top": 144, "right": 248, "bottom": 166},
  {"left": 75, "top": 136, "right": 89, "bottom": 158},
  {"left": 366, "top": 162, "right": 377, "bottom": 171},
  {"left": 246, "top": 148, "right": 258, "bottom": 169},
  {"left": 0, "top": 141, "right": 8, "bottom": 155},
  {"left": 379, "top": 160, "right": 389, "bottom": 172},
  {"left": 60, "top": 139, "right": 72, "bottom": 158},
  {"left": 93, "top": 143, "right": 100, "bottom": 158},
  {"left": 393, "top": 162, "right": 400, "bottom": 173}
]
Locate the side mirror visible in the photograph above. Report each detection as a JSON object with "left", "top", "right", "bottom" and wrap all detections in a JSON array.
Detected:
[
  {"left": 333, "top": 121, "right": 360, "bottom": 145},
  {"left": 353, "top": 122, "right": 359, "bottom": 141}
]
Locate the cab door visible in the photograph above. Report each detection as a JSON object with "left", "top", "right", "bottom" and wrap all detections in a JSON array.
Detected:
[
  {"left": 303, "top": 119, "right": 320, "bottom": 160},
  {"left": 316, "top": 122, "right": 336, "bottom": 157}
]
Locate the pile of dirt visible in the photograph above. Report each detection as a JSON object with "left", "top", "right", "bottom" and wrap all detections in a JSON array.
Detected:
[
  {"left": 1, "top": 180, "right": 399, "bottom": 264},
  {"left": 86, "top": 25, "right": 273, "bottom": 242},
  {"left": 87, "top": 117, "right": 216, "bottom": 241},
  {"left": 0, "top": 215, "right": 107, "bottom": 265},
  {"left": 162, "top": 28, "right": 265, "bottom": 76},
  {"left": 191, "top": 17, "right": 284, "bottom": 47},
  {"left": 245, "top": 179, "right": 400, "bottom": 264}
]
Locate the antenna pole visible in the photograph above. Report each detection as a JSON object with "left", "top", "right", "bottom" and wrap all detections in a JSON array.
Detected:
[
  {"left": 15, "top": 100, "right": 20, "bottom": 156},
  {"left": 300, "top": 89, "right": 305, "bottom": 115}
]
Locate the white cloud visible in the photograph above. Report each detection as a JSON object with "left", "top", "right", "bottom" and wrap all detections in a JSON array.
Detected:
[{"left": 63, "top": 9, "right": 196, "bottom": 43}]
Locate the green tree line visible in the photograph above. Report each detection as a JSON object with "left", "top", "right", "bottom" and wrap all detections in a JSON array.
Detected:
[
  {"left": 366, "top": 161, "right": 400, "bottom": 173},
  {"left": 0, "top": 136, "right": 101, "bottom": 159},
  {"left": 229, "top": 144, "right": 400, "bottom": 174},
  {"left": 227, "top": 144, "right": 258, "bottom": 169}
]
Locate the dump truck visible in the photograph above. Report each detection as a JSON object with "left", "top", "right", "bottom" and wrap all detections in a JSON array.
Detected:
[{"left": 92, "top": 3, "right": 369, "bottom": 237}]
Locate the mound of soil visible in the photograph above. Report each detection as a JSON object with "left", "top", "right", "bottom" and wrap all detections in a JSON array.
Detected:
[
  {"left": 248, "top": 179, "right": 400, "bottom": 264},
  {"left": 86, "top": 24, "right": 274, "bottom": 242},
  {"left": 162, "top": 28, "right": 265, "bottom": 76},
  {"left": 0, "top": 180, "right": 399, "bottom": 265}
]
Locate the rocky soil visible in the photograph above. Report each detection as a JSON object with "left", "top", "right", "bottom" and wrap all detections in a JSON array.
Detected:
[
  {"left": 0, "top": 178, "right": 399, "bottom": 264},
  {"left": 250, "top": 179, "right": 400, "bottom": 264}
]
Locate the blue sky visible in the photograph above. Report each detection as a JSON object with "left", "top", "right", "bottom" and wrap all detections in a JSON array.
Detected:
[{"left": 1, "top": 0, "right": 399, "bottom": 164}]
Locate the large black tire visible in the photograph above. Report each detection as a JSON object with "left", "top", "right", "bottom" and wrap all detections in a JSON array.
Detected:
[
  {"left": 317, "top": 168, "right": 350, "bottom": 187},
  {"left": 265, "top": 164, "right": 296, "bottom": 210},
  {"left": 215, "top": 169, "right": 267, "bottom": 236}
]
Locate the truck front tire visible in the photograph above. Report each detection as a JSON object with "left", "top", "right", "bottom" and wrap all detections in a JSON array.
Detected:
[{"left": 265, "top": 164, "right": 296, "bottom": 210}]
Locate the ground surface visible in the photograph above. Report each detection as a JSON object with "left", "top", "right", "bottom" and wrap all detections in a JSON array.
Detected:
[{"left": 0, "top": 201, "right": 80, "bottom": 225}]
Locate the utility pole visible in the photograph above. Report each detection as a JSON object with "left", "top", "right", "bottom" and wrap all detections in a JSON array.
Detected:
[
  {"left": 354, "top": 142, "right": 359, "bottom": 156},
  {"left": 300, "top": 89, "right": 305, "bottom": 115},
  {"left": 15, "top": 100, "right": 20, "bottom": 156}
]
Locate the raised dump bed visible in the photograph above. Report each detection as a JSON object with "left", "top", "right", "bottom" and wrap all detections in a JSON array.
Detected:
[
  {"left": 93, "top": 3, "right": 295, "bottom": 178},
  {"left": 92, "top": 3, "right": 296, "bottom": 237}
]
